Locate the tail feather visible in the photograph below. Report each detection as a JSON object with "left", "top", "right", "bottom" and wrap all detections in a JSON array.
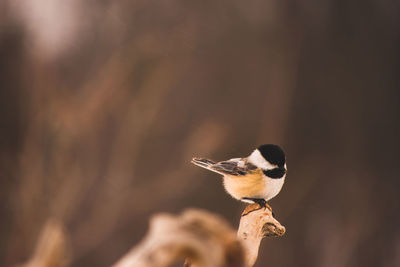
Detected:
[
  {"left": 192, "top": 157, "right": 234, "bottom": 176},
  {"left": 191, "top": 158, "right": 216, "bottom": 169},
  {"left": 192, "top": 157, "right": 249, "bottom": 176},
  {"left": 192, "top": 158, "right": 216, "bottom": 172}
]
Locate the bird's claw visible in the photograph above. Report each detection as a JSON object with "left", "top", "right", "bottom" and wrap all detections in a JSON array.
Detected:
[
  {"left": 241, "top": 202, "right": 275, "bottom": 217},
  {"left": 265, "top": 203, "right": 272, "bottom": 212},
  {"left": 242, "top": 204, "right": 261, "bottom": 216}
]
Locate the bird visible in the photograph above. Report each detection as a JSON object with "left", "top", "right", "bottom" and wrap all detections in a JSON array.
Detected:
[{"left": 191, "top": 144, "right": 286, "bottom": 210}]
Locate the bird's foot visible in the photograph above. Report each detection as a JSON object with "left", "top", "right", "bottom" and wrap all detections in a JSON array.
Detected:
[
  {"left": 241, "top": 198, "right": 273, "bottom": 216},
  {"left": 266, "top": 203, "right": 272, "bottom": 212},
  {"left": 242, "top": 203, "right": 262, "bottom": 216}
]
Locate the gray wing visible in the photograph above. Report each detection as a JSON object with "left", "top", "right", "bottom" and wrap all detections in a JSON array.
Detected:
[{"left": 192, "top": 157, "right": 257, "bottom": 176}]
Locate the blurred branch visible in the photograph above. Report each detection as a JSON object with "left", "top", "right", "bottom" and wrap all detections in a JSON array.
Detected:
[
  {"left": 113, "top": 209, "right": 244, "bottom": 267},
  {"left": 21, "top": 219, "right": 69, "bottom": 267},
  {"left": 113, "top": 206, "right": 285, "bottom": 267},
  {"left": 18, "top": 207, "right": 284, "bottom": 267}
]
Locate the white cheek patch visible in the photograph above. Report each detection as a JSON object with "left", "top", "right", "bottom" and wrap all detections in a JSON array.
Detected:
[{"left": 248, "top": 149, "right": 277, "bottom": 170}]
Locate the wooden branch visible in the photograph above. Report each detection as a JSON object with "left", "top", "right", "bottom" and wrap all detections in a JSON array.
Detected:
[
  {"left": 238, "top": 204, "right": 286, "bottom": 267},
  {"left": 18, "top": 205, "right": 284, "bottom": 267},
  {"left": 113, "top": 205, "right": 285, "bottom": 267},
  {"left": 21, "top": 219, "right": 69, "bottom": 267},
  {"left": 113, "top": 209, "right": 244, "bottom": 267}
]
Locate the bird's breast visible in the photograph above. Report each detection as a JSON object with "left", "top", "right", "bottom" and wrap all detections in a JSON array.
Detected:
[
  {"left": 222, "top": 171, "right": 264, "bottom": 200},
  {"left": 222, "top": 172, "right": 285, "bottom": 201},
  {"left": 261, "top": 175, "right": 285, "bottom": 201}
]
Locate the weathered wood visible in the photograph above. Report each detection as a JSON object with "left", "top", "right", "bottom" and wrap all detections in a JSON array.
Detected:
[
  {"left": 238, "top": 204, "right": 285, "bottom": 267},
  {"left": 114, "top": 205, "right": 285, "bottom": 267}
]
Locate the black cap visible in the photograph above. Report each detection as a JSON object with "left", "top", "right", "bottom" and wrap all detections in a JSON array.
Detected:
[{"left": 257, "top": 144, "right": 286, "bottom": 167}]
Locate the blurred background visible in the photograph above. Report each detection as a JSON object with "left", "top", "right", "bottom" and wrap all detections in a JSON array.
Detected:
[{"left": 1, "top": 0, "right": 399, "bottom": 266}]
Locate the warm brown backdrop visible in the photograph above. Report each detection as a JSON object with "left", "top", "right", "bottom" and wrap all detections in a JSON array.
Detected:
[{"left": 1, "top": 1, "right": 399, "bottom": 266}]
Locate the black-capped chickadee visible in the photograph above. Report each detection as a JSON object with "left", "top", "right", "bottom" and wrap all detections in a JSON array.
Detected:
[{"left": 192, "top": 144, "right": 286, "bottom": 209}]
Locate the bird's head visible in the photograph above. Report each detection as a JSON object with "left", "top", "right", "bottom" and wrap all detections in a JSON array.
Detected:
[{"left": 248, "top": 144, "right": 287, "bottom": 178}]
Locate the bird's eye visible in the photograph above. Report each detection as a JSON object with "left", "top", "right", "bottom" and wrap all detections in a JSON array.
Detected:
[{"left": 263, "top": 168, "right": 286, "bottom": 178}]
